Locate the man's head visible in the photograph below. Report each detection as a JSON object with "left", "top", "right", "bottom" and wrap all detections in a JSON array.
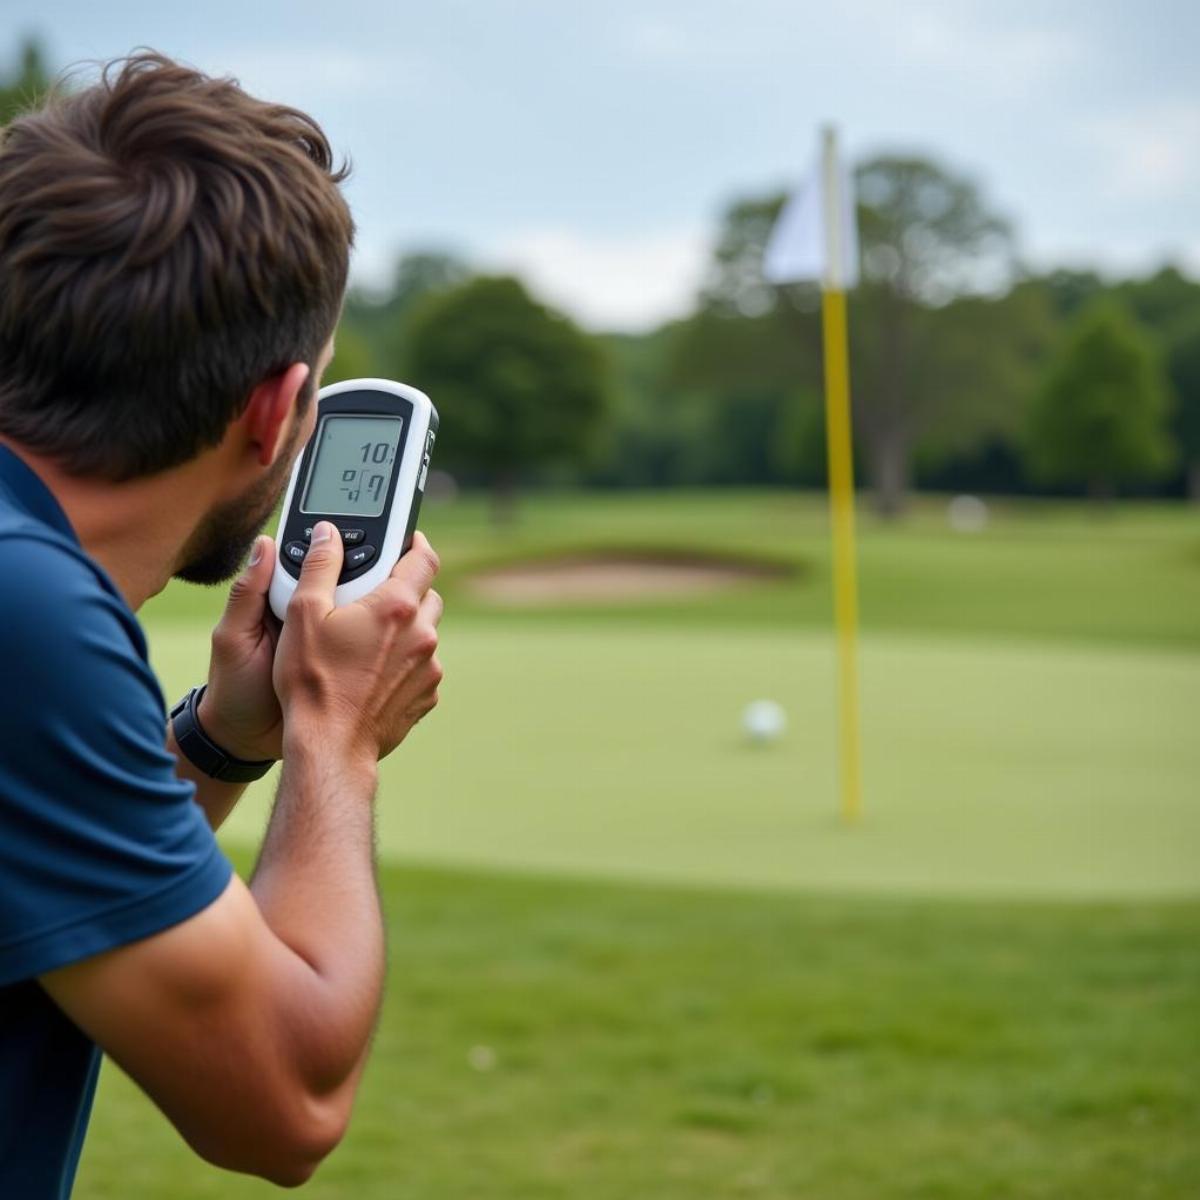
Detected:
[{"left": 0, "top": 51, "right": 354, "bottom": 581}]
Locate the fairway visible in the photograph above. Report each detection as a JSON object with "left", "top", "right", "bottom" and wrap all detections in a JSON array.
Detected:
[{"left": 147, "top": 622, "right": 1199, "bottom": 899}]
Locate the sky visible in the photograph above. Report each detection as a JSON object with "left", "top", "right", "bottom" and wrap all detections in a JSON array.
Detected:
[{"left": 3, "top": 0, "right": 1198, "bottom": 331}]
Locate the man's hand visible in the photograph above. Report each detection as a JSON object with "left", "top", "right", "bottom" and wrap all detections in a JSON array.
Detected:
[
  {"left": 273, "top": 522, "right": 442, "bottom": 767},
  {"left": 199, "top": 535, "right": 284, "bottom": 761}
]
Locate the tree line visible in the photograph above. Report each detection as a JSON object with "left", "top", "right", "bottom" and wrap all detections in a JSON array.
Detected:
[
  {"left": 4, "top": 39, "right": 1198, "bottom": 515},
  {"left": 339, "top": 162, "right": 1198, "bottom": 516}
]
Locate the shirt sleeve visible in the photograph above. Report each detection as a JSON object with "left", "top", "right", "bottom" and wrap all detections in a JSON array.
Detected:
[{"left": 0, "top": 535, "right": 233, "bottom": 985}]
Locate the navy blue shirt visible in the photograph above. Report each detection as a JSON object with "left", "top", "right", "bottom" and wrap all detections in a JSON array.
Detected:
[{"left": 0, "top": 446, "right": 233, "bottom": 1197}]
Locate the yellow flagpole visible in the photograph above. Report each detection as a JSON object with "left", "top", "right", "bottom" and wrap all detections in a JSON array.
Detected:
[{"left": 818, "top": 127, "right": 863, "bottom": 825}]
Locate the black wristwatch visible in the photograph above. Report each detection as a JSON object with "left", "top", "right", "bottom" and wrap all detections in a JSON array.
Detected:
[{"left": 169, "top": 685, "right": 275, "bottom": 783}]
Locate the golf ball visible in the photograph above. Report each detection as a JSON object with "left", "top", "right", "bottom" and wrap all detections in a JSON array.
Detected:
[{"left": 743, "top": 699, "right": 786, "bottom": 743}]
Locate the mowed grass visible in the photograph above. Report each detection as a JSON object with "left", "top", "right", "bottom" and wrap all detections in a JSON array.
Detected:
[
  {"left": 74, "top": 491, "right": 1200, "bottom": 1198},
  {"left": 145, "top": 625, "right": 1200, "bottom": 898},
  {"left": 139, "top": 490, "right": 1200, "bottom": 898},
  {"left": 79, "top": 863, "right": 1200, "bottom": 1200}
]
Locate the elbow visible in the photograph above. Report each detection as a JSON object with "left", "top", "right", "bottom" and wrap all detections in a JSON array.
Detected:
[
  {"left": 191, "top": 1092, "right": 350, "bottom": 1187},
  {"left": 257, "top": 1096, "right": 350, "bottom": 1188}
]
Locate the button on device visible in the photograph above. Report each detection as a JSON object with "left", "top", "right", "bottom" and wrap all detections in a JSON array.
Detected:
[
  {"left": 340, "top": 528, "right": 365, "bottom": 546},
  {"left": 345, "top": 544, "right": 376, "bottom": 571},
  {"left": 284, "top": 541, "right": 308, "bottom": 564},
  {"left": 302, "top": 526, "right": 314, "bottom": 541},
  {"left": 425, "top": 429, "right": 436, "bottom": 454}
]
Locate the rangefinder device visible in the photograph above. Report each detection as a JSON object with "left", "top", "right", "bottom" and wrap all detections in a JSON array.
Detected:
[{"left": 268, "top": 378, "right": 438, "bottom": 622}]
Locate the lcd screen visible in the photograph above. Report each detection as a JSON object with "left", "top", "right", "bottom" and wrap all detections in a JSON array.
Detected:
[{"left": 301, "top": 415, "right": 405, "bottom": 517}]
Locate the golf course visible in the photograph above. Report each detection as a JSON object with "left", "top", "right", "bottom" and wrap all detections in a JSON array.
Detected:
[{"left": 76, "top": 490, "right": 1200, "bottom": 1198}]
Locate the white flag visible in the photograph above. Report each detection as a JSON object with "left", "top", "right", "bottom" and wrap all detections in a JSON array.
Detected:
[{"left": 763, "top": 158, "right": 859, "bottom": 289}]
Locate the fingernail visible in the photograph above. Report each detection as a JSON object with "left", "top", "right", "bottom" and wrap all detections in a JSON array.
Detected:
[
  {"left": 312, "top": 522, "right": 334, "bottom": 543},
  {"left": 249, "top": 537, "right": 264, "bottom": 566}
]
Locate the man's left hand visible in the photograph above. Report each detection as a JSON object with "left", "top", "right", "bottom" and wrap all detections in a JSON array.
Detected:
[{"left": 198, "top": 536, "right": 284, "bottom": 762}]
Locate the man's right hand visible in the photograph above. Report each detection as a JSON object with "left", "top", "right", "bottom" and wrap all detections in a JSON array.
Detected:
[{"left": 273, "top": 522, "right": 443, "bottom": 765}]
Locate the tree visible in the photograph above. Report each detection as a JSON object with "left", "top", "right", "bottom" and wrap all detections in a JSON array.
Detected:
[
  {"left": 325, "top": 322, "right": 375, "bottom": 384},
  {"left": 0, "top": 38, "right": 50, "bottom": 126},
  {"left": 405, "top": 276, "right": 609, "bottom": 519},
  {"left": 659, "top": 304, "right": 822, "bottom": 486},
  {"left": 344, "top": 251, "right": 471, "bottom": 379},
  {"left": 850, "top": 155, "right": 1014, "bottom": 514},
  {"left": 1166, "top": 314, "right": 1200, "bottom": 501},
  {"left": 1025, "top": 304, "right": 1174, "bottom": 500},
  {"left": 693, "top": 155, "right": 1017, "bottom": 514}
]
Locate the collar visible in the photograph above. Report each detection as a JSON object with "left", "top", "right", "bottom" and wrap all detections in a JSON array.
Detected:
[{"left": 0, "top": 444, "right": 80, "bottom": 544}]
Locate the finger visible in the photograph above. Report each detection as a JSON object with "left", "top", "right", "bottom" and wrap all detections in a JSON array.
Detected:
[
  {"left": 419, "top": 588, "right": 444, "bottom": 628},
  {"left": 389, "top": 531, "right": 440, "bottom": 595},
  {"left": 292, "top": 521, "right": 343, "bottom": 615},
  {"left": 217, "top": 535, "right": 275, "bottom": 635}
]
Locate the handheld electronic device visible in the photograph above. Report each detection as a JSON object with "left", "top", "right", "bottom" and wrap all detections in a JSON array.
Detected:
[{"left": 269, "top": 377, "right": 438, "bottom": 622}]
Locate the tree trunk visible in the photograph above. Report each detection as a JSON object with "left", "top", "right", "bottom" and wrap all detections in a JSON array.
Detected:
[
  {"left": 490, "top": 470, "right": 518, "bottom": 527},
  {"left": 868, "top": 432, "right": 910, "bottom": 518},
  {"left": 1087, "top": 475, "right": 1114, "bottom": 506},
  {"left": 1188, "top": 459, "right": 1200, "bottom": 504}
]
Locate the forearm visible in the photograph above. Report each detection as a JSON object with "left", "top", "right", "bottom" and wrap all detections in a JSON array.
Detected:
[{"left": 249, "top": 733, "right": 385, "bottom": 1090}]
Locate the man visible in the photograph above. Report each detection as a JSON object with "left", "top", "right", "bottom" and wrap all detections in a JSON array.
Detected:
[{"left": 0, "top": 53, "right": 443, "bottom": 1196}]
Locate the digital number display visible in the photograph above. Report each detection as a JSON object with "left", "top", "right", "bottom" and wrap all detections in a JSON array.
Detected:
[{"left": 301, "top": 415, "right": 404, "bottom": 517}]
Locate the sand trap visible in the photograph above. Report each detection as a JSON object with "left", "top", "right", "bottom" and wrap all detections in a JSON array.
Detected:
[{"left": 467, "top": 553, "right": 789, "bottom": 606}]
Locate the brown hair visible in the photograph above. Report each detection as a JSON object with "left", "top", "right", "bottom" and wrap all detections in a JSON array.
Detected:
[{"left": 0, "top": 51, "right": 354, "bottom": 479}]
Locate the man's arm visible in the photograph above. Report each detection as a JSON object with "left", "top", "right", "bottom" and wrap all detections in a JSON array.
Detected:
[{"left": 42, "top": 527, "right": 443, "bottom": 1186}]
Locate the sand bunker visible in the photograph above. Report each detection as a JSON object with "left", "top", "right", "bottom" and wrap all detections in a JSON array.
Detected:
[{"left": 467, "top": 553, "right": 789, "bottom": 606}]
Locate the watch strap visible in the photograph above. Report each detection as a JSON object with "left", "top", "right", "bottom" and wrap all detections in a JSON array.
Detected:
[{"left": 170, "top": 685, "right": 275, "bottom": 783}]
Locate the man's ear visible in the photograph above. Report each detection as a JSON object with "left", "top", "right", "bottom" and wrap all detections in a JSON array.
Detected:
[{"left": 240, "top": 362, "right": 312, "bottom": 468}]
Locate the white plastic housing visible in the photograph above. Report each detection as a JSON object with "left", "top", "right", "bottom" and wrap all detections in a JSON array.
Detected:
[{"left": 268, "top": 378, "right": 436, "bottom": 622}]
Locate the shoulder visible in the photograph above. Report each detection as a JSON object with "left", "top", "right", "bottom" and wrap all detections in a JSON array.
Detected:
[
  {"left": 0, "top": 531, "right": 230, "bottom": 984},
  {"left": 0, "top": 530, "right": 161, "bottom": 735},
  {"left": 0, "top": 528, "right": 149, "bottom": 664}
]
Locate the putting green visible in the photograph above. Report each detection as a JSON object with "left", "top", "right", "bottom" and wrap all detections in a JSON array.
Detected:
[{"left": 147, "top": 622, "right": 1200, "bottom": 899}]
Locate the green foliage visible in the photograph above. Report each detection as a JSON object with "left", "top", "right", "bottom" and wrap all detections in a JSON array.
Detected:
[
  {"left": 345, "top": 251, "right": 472, "bottom": 380},
  {"left": 1117, "top": 265, "right": 1200, "bottom": 334},
  {"left": 678, "top": 156, "right": 1024, "bottom": 513},
  {"left": 855, "top": 155, "right": 1013, "bottom": 303},
  {"left": 324, "top": 322, "right": 375, "bottom": 383},
  {"left": 699, "top": 192, "right": 789, "bottom": 317},
  {"left": 1026, "top": 303, "right": 1175, "bottom": 495},
  {"left": 0, "top": 38, "right": 50, "bottom": 126},
  {"left": 1165, "top": 311, "right": 1200, "bottom": 493},
  {"left": 658, "top": 306, "right": 823, "bottom": 485},
  {"left": 406, "top": 275, "right": 610, "bottom": 502}
]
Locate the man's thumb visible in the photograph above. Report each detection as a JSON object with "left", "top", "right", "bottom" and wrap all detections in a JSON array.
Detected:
[{"left": 294, "top": 521, "right": 344, "bottom": 609}]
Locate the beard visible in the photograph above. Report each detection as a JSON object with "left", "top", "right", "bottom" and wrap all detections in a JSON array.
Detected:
[{"left": 174, "top": 423, "right": 304, "bottom": 586}]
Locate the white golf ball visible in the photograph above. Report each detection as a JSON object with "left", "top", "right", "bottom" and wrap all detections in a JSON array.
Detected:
[{"left": 743, "top": 699, "right": 786, "bottom": 743}]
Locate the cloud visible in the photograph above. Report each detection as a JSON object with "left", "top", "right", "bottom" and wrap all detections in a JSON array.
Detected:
[
  {"left": 215, "top": 46, "right": 436, "bottom": 102},
  {"left": 482, "top": 225, "right": 712, "bottom": 332},
  {"left": 1086, "top": 100, "right": 1200, "bottom": 202},
  {"left": 890, "top": 7, "right": 1086, "bottom": 98}
]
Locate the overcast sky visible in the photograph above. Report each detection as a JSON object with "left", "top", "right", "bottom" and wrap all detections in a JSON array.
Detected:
[{"left": 3, "top": 0, "right": 1197, "bottom": 330}]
